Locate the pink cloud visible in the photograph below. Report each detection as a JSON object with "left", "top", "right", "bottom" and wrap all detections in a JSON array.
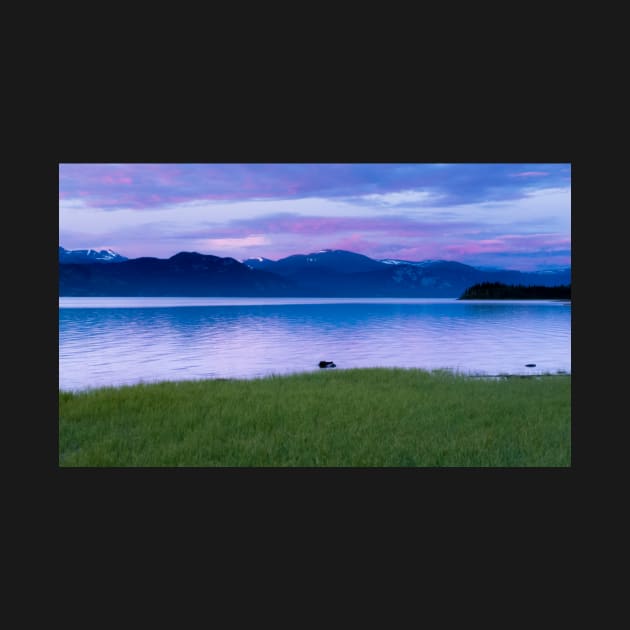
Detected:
[
  {"left": 392, "top": 245, "right": 444, "bottom": 260},
  {"left": 205, "top": 214, "right": 479, "bottom": 239},
  {"left": 100, "top": 175, "right": 134, "bottom": 185},
  {"left": 501, "top": 234, "right": 571, "bottom": 248},
  {"left": 328, "top": 234, "right": 379, "bottom": 253},
  {"left": 444, "top": 233, "right": 570, "bottom": 258},
  {"left": 59, "top": 163, "right": 570, "bottom": 212}
]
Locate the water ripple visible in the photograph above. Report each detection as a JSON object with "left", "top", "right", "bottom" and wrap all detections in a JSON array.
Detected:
[{"left": 59, "top": 299, "right": 571, "bottom": 391}]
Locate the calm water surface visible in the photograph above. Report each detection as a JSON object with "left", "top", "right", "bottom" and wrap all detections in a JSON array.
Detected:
[{"left": 59, "top": 297, "right": 571, "bottom": 391}]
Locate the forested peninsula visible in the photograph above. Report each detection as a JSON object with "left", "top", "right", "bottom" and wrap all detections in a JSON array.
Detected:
[{"left": 459, "top": 282, "right": 571, "bottom": 300}]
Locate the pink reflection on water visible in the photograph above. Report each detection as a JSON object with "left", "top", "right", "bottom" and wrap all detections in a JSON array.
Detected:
[{"left": 59, "top": 298, "right": 571, "bottom": 391}]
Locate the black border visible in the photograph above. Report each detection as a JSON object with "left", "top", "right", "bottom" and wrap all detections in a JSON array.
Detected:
[{"left": 50, "top": 104, "right": 578, "bottom": 531}]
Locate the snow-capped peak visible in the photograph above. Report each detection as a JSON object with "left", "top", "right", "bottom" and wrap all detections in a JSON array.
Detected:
[{"left": 59, "top": 246, "right": 128, "bottom": 264}]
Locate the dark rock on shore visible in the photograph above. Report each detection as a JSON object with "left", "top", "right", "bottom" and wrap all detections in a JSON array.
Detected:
[{"left": 319, "top": 361, "right": 336, "bottom": 368}]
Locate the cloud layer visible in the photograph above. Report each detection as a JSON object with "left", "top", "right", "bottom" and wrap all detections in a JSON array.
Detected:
[{"left": 59, "top": 163, "right": 571, "bottom": 271}]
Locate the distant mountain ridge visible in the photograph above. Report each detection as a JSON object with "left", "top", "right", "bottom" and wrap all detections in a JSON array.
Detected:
[
  {"left": 59, "top": 247, "right": 571, "bottom": 297},
  {"left": 242, "top": 249, "right": 571, "bottom": 296},
  {"left": 59, "top": 247, "right": 128, "bottom": 263},
  {"left": 379, "top": 258, "right": 451, "bottom": 267},
  {"left": 244, "top": 249, "right": 384, "bottom": 274},
  {"left": 59, "top": 251, "right": 294, "bottom": 296}
]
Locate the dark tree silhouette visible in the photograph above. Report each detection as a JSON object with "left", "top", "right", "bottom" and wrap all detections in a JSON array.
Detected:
[{"left": 459, "top": 282, "right": 571, "bottom": 300}]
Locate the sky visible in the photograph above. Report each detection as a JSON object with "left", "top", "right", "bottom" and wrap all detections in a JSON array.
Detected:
[{"left": 59, "top": 163, "right": 571, "bottom": 271}]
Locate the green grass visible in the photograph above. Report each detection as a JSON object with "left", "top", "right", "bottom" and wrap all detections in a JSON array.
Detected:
[{"left": 59, "top": 368, "right": 571, "bottom": 467}]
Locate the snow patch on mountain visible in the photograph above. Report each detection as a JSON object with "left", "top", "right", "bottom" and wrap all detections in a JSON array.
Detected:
[
  {"left": 380, "top": 258, "right": 449, "bottom": 267},
  {"left": 59, "top": 247, "right": 128, "bottom": 263}
]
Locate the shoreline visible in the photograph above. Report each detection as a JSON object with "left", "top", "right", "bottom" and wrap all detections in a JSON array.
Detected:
[{"left": 59, "top": 366, "right": 571, "bottom": 394}]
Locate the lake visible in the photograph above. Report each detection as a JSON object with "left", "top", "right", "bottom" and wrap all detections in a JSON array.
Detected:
[{"left": 59, "top": 297, "right": 571, "bottom": 391}]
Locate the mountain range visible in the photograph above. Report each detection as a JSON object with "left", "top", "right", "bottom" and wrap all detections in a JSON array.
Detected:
[
  {"left": 59, "top": 247, "right": 128, "bottom": 264},
  {"left": 59, "top": 247, "right": 571, "bottom": 297}
]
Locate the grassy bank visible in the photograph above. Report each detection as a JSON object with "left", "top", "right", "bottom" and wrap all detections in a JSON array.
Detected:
[{"left": 59, "top": 368, "right": 571, "bottom": 467}]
